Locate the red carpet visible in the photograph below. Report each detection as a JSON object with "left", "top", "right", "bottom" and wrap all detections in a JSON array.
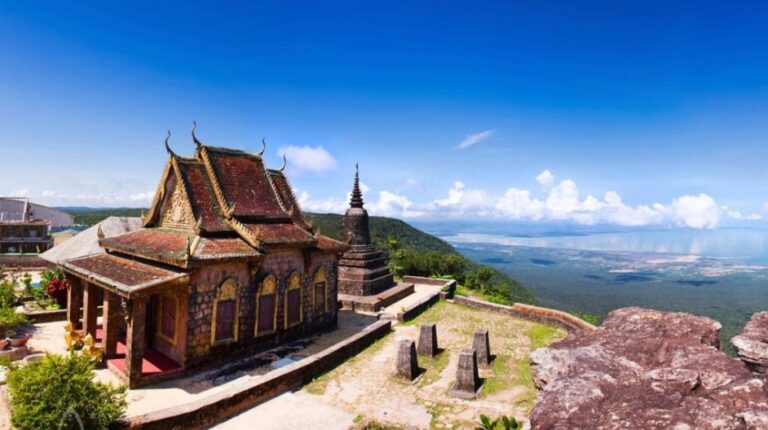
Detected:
[{"left": 107, "top": 339, "right": 182, "bottom": 376}]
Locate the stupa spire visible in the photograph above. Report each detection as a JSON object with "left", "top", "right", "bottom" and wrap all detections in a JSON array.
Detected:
[{"left": 350, "top": 163, "right": 364, "bottom": 208}]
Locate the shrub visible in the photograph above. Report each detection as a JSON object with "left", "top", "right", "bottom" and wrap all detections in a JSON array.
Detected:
[
  {"left": 6, "top": 352, "right": 127, "bottom": 430},
  {"left": 0, "top": 307, "right": 28, "bottom": 338},
  {"left": 571, "top": 311, "right": 602, "bottom": 325},
  {"left": 46, "top": 278, "right": 68, "bottom": 308},
  {"left": 0, "top": 280, "right": 16, "bottom": 308}
]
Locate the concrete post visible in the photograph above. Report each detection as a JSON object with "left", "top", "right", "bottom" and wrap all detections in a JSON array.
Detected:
[
  {"left": 396, "top": 339, "right": 419, "bottom": 381},
  {"left": 66, "top": 276, "right": 83, "bottom": 330},
  {"left": 473, "top": 329, "right": 491, "bottom": 367},
  {"left": 82, "top": 282, "right": 99, "bottom": 338},
  {"left": 452, "top": 348, "right": 480, "bottom": 399},
  {"left": 417, "top": 323, "right": 438, "bottom": 357},
  {"left": 125, "top": 296, "right": 147, "bottom": 388},
  {"left": 102, "top": 290, "right": 120, "bottom": 359}
]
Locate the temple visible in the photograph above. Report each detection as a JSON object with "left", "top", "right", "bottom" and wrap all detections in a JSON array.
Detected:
[{"left": 58, "top": 128, "right": 347, "bottom": 387}]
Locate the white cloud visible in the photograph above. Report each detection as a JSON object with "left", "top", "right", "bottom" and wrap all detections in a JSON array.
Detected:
[
  {"left": 403, "top": 178, "right": 421, "bottom": 189},
  {"left": 430, "top": 181, "right": 494, "bottom": 216},
  {"left": 666, "top": 194, "right": 720, "bottom": 229},
  {"left": 296, "top": 191, "right": 348, "bottom": 213},
  {"left": 295, "top": 170, "right": 760, "bottom": 230},
  {"left": 535, "top": 170, "right": 555, "bottom": 188},
  {"left": 277, "top": 145, "right": 337, "bottom": 174},
  {"left": 456, "top": 130, "right": 495, "bottom": 150},
  {"left": 725, "top": 208, "right": 763, "bottom": 221},
  {"left": 8, "top": 189, "right": 29, "bottom": 197},
  {"left": 6, "top": 188, "right": 155, "bottom": 208}
]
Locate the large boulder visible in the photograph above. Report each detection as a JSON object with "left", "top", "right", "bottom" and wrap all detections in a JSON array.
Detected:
[
  {"left": 732, "top": 312, "right": 768, "bottom": 376},
  {"left": 530, "top": 307, "right": 768, "bottom": 429}
]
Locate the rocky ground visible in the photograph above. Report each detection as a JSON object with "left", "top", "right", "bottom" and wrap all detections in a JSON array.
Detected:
[
  {"left": 297, "top": 301, "right": 567, "bottom": 429},
  {"left": 732, "top": 311, "right": 768, "bottom": 377},
  {"left": 530, "top": 307, "right": 768, "bottom": 429}
]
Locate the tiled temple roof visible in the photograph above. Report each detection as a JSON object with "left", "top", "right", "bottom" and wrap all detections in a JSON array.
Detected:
[
  {"left": 63, "top": 254, "right": 187, "bottom": 296},
  {"left": 175, "top": 158, "right": 231, "bottom": 233},
  {"left": 98, "top": 136, "right": 347, "bottom": 267},
  {"left": 101, "top": 228, "right": 191, "bottom": 262},
  {"left": 200, "top": 146, "right": 288, "bottom": 220},
  {"left": 60, "top": 135, "right": 348, "bottom": 294}
]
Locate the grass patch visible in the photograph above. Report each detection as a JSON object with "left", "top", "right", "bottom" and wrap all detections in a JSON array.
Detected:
[
  {"left": 417, "top": 350, "right": 450, "bottom": 387},
  {"left": 527, "top": 323, "right": 566, "bottom": 351},
  {"left": 512, "top": 357, "right": 536, "bottom": 413},
  {"left": 401, "top": 300, "right": 453, "bottom": 326},
  {"left": 481, "top": 355, "right": 513, "bottom": 397}
]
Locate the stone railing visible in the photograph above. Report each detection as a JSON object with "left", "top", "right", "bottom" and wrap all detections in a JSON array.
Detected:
[{"left": 453, "top": 295, "right": 596, "bottom": 333}]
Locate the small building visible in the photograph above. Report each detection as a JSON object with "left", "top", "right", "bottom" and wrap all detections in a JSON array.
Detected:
[
  {"left": 0, "top": 197, "right": 73, "bottom": 255},
  {"left": 58, "top": 134, "right": 347, "bottom": 387}
]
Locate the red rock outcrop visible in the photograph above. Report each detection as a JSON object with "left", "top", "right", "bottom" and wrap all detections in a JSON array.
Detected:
[
  {"left": 733, "top": 312, "right": 768, "bottom": 377},
  {"left": 530, "top": 307, "right": 768, "bottom": 429}
]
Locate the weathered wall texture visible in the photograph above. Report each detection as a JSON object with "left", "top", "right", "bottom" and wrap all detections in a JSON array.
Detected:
[{"left": 184, "top": 250, "right": 338, "bottom": 368}]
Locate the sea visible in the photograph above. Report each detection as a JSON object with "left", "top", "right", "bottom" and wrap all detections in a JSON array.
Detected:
[{"left": 413, "top": 221, "right": 768, "bottom": 351}]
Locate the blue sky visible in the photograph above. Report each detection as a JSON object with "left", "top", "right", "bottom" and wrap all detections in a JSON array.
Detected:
[{"left": 1, "top": 1, "right": 767, "bottom": 228}]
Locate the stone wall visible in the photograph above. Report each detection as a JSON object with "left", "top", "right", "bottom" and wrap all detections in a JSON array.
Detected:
[
  {"left": 184, "top": 250, "right": 339, "bottom": 368},
  {"left": 452, "top": 296, "right": 596, "bottom": 333}
]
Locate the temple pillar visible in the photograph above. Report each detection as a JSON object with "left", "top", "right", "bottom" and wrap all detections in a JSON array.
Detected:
[
  {"left": 82, "top": 282, "right": 99, "bottom": 338},
  {"left": 66, "top": 276, "right": 83, "bottom": 330},
  {"left": 102, "top": 290, "right": 120, "bottom": 359},
  {"left": 125, "top": 296, "right": 147, "bottom": 388}
]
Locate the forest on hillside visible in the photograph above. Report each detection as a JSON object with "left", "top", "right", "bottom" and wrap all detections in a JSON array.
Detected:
[{"left": 306, "top": 213, "right": 537, "bottom": 305}]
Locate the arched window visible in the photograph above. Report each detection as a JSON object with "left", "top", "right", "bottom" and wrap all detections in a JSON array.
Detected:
[
  {"left": 255, "top": 275, "right": 277, "bottom": 336},
  {"left": 284, "top": 273, "right": 302, "bottom": 328},
  {"left": 158, "top": 294, "right": 177, "bottom": 344},
  {"left": 313, "top": 267, "right": 327, "bottom": 315},
  {"left": 211, "top": 278, "right": 239, "bottom": 344}
]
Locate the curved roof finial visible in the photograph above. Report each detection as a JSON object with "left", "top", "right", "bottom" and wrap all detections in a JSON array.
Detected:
[
  {"left": 191, "top": 121, "right": 204, "bottom": 147},
  {"left": 164, "top": 130, "right": 177, "bottom": 157},
  {"left": 279, "top": 154, "right": 287, "bottom": 172},
  {"left": 258, "top": 138, "right": 266, "bottom": 156}
]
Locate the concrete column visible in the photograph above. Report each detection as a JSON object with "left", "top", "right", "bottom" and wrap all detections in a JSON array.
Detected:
[
  {"left": 452, "top": 348, "right": 480, "bottom": 399},
  {"left": 473, "top": 329, "right": 491, "bottom": 367},
  {"left": 396, "top": 339, "right": 419, "bottom": 381},
  {"left": 125, "top": 296, "right": 147, "bottom": 388},
  {"left": 82, "top": 282, "right": 99, "bottom": 338},
  {"left": 66, "top": 276, "right": 83, "bottom": 330},
  {"left": 102, "top": 290, "right": 120, "bottom": 359},
  {"left": 417, "top": 323, "right": 438, "bottom": 357}
]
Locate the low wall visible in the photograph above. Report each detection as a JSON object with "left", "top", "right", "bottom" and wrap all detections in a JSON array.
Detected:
[
  {"left": 453, "top": 296, "right": 596, "bottom": 333},
  {"left": 22, "top": 307, "right": 67, "bottom": 323},
  {"left": 401, "top": 276, "right": 457, "bottom": 300},
  {"left": 122, "top": 319, "right": 392, "bottom": 430},
  {"left": 398, "top": 292, "right": 440, "bottom": 322}
]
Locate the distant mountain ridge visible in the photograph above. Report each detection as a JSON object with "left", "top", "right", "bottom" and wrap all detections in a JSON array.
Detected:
[{"left": 305, "top": 212, "right": 456, "bottom": 255}]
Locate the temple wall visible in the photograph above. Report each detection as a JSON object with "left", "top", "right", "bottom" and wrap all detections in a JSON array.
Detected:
[
  {"left": 184, "top": 251, "right": 339, "bottom": 368},
  {"left": 150, "top": 288, "right": 189, "bottom": 366},
  {"left": 186, "top": 261, "right": 252, "bottom": 365}
]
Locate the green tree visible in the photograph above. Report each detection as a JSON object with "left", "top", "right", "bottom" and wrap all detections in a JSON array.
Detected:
[{"left": 6, "top": 352, "right": 127, "bottom": 430}]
